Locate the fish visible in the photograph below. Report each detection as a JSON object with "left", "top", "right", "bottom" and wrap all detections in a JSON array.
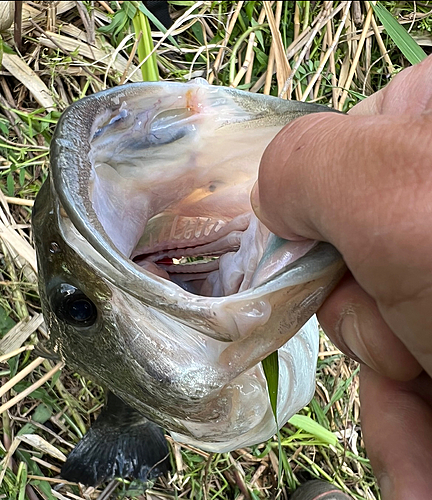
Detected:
[{"left": 32, "top": 80, "right": 346, "bottom": 486}]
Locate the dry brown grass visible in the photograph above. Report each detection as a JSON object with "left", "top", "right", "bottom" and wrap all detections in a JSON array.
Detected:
[{"left": 1, "top": 2, "right": 431, "bottom": 499}]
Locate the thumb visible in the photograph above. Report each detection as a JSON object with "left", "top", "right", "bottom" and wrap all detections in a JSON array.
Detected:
[
  {"left": 251, "top": 111, "right": 432, "bottom": 378},
  {"left": 251, "top": 111, "right": 431, "bottom": 258}
]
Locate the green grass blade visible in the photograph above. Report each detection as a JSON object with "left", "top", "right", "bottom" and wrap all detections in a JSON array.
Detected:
[
  {"left": 288, "top": 414, "right": 338, "bottom": 446},
  {"left": 371, "top": 2, "right": 427, "bottom": 65},
  {"left": 262, "top": 350, "right": 279, "bottom": 420},
  {"left": 131, "top": 2, "right": 159, "bottom": 81},
  {"left": 262, "top": 350, "right": 283, "bottom": 483}
]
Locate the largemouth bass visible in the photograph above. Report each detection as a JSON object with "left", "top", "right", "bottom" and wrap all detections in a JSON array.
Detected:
[{"left": 32, "top": 81, "right": 345, "bottom": 486}]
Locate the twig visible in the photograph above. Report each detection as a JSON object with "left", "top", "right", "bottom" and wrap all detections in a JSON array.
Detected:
[
  {"left": 119, "top": 32, "right": 142, "bottom": 85},
  {"left": 280, "top": 2, "right": 349, "bottom": 98},
  {"left": 76, "top": 1, "right": 96, "bottom": 46},
  {"left": 98, "top": 0, "right": 114, "bottom": 15},
  {"left": 286, "top": 1, "right": 349, "bottom": 60},
  {"left": 208, "top": 1, "right": 244, "bottom": 84},
  {"left": 263, "top": 1, "right": 289, "bottom": 97},
  {"left": 0, "top": 362, "right": 64, "bottom": 415},
  {"left": 30, "top": 19, "right": 103, "bottom": 86},
  {"left": 4, "top": 197, "right": 35, "bottom": 207},
  {"left": 300, "top": 2, "right": 351, "bottom": 101},
  {"left": 0, "top": 235, "right": 29, "bottom": 320},
  {"left": 313, "top": 5, "right": 330, "bottom": 101},
  {"left": 14, "top": 1, "right": 23, "bottom": 53},
  {"left": 338, "top": 3, "right": 373, "bottom": 110},
  {"left": 294, "top": 2, "right": 301, "bottom": 41},
  {"left": 229, "top": 25, "right": 268, "bottom": 85},
  {"left": 46, "top": 358, "right": 88, "bottom": 436},
  {"left": 370, "top": 8, "right": 395, "bottom": 75},
  {"left": 0, "top": 357, "right": 45, "bottom": 399},
  {"left": 0, "top": 133, "right": 47, "bottom": 149},
  {"left": 0, "top": 95, "right": 25, "bottom": 143},
  {"left": 231, "top": 4, "right": 267, "bottom": 88},
  {"left": 26, "top": 475, "right": 76, "bottom": 485},
  {"left": 0, "top": 345, "right": 34, "bottom": 363}
]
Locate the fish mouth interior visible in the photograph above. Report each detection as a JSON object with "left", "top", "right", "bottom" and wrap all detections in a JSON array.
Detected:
[{"left": 87, "top": 89, "right": 314, "bottom": 297}]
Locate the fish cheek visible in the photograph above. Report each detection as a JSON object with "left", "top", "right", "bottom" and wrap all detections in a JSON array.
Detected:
[{"left": 40, "top": 244, "right": 113, "bottom": 367}]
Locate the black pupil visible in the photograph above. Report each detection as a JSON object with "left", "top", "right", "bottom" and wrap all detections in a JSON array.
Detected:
[
  {"left": 69, "top": 299, "right": 93, "bottom": 322},
  {"left": 49, "top": 283, "right": 97, "bottom": 328}
]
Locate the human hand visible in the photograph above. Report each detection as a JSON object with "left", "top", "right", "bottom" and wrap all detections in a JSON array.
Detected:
[{"left": 251, "top": 55, "right": 432, "bottom": 500}]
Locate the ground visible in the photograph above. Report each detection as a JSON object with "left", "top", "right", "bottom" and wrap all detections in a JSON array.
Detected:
[{"left": 1, "top": 2, "right": 431, "bottom": 499}]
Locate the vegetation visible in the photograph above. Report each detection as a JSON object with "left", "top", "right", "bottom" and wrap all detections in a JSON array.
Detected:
[{"left": 1, "top": 1, "right": 431, "bottom": 499}]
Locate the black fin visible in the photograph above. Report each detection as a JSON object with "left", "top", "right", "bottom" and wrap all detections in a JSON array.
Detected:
[{"left": 61, "top": 392, "right": 170, "bottom": 487}]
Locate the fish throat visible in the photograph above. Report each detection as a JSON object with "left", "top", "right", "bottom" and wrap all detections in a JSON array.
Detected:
[
  {"left": 131, "top": 211, "right": 263, "bottom": 296},
  {"left": 87, "top": 87, "right": 315, "bottom": 298}
]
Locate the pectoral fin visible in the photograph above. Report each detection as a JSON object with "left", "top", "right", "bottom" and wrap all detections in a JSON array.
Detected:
[{"left": 61, "top": 392, "right": 170, "bottom": 486}]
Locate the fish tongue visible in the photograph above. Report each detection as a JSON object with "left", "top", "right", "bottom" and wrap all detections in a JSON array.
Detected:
[
  {"left": 133, "top": 211, "right": 317, "bottom": 298},
  {"left": 132, "top": 212, "right": 250, "bottom": 257}
]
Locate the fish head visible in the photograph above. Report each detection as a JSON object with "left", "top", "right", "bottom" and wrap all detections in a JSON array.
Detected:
[{"left": 33, "top": 81, "right": 346, "bottom": 449}]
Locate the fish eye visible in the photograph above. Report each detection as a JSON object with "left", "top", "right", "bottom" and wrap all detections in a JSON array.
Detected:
[{"left": 49, "top": 283, "right": 98, "bottom": 328}]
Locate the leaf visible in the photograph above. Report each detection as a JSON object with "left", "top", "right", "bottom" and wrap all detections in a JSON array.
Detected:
[
  {"left": 17, "top": 462, "right": 27, "bottom": 500},
  {"left": 250, "top": 18, "right": 265, "bottom": 49},
  {"left": 17, "top": 423, "right": 37, "bottom": 436},
  {"left": 245, "top": 2, "right": 256, "bottom": 21},
  {"left": 132, "top": 8, "right": 159, "bottom": 81},
  {"left": 98, "top": 10, "right": 128, "bottom": 35},
  {"left": 113, "top": 11, "right": 130, "bottom": 38},
  {"left": 8, "top": 354, "right": 20, "bottom": 378},
  {"left": 261, "top": 350, "right": 279, "bottom": 420},
  {"left": 262, "top": 351, "right": 283, "bottom": 485},
  {"left": 0, "top": 118, "right": 9, "bottom": 135},
  {"left": 32, "top": 403, "right": 53, "bottom": 424},
  {"left": 122, "top": 1, "right": 137, "bottom": 20},
  {"left": 288, "top": 414, "right": 338, "bottom": 446},
  {"left": 29, "top": 480, "right": 57, "bottom": 500},
  {"left": 7, "top": 172, "right": 14, "bottom": 196},
  {"left": 19, "top": 434, "right": 66, "bottom": 461},
  {"left": 0, "top": 35, "right": 15, "bottom": 68},
  {"left": 168, "top": 1, "right": 196, "bottom": 5},
  {"left": 0, "top": 305, "right": 16, "bottom": 336},
  {"left": 19, "top": 168, "right": 25, "bottom": 186},
  {"left": 254, "top": 47, "right": 268, "bottom": 67},
  {"left": 191, "top": 22, "right": 205, "bottom": 46},
  {"left": 372, "top": 2, "right": 427, "bottom": 65},
  {"left": 13, "top": 382, "right": 52, "bottom": 404}
]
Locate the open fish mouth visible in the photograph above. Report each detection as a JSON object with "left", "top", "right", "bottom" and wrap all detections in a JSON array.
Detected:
[
  {"left": 35, "top": 81, "right": 346, "bottom": 451},
  {"left": 70, "top": 81, "right": 324, "bottom": 298}
]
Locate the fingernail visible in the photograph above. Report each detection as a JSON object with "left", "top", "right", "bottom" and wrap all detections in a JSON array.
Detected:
[
  {"left": 338, "top": 310, "right": 377, "bottom": 369},
  {"left": 378, "top": 474, "right": 393, "bottom": 499},
  {"left": 250, "top": 181, "right": 261, "bottom": 219}
]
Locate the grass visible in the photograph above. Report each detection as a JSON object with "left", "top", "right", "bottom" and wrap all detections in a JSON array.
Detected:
[{"left": 1, "top": 1, "right": 431, "bottom": 499}]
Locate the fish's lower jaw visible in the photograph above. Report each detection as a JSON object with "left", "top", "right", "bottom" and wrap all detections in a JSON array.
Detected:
[{"left": 153, "top": 317, "right": 319, "bottom": 451}]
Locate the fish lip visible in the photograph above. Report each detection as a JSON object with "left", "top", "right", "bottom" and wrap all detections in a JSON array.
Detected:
[{"left": 51, "top": 82, "right": 343, "bottom": 311}]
